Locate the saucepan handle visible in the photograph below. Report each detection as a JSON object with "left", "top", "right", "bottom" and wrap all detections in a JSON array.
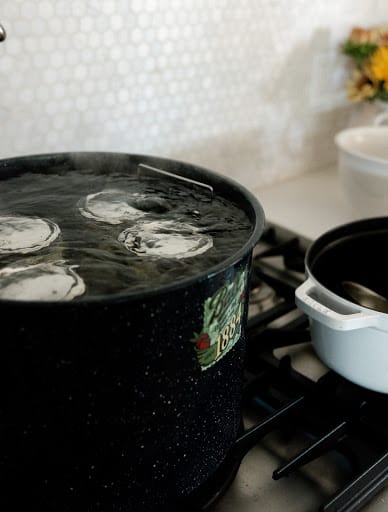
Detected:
[{"left": 295, "top": 278, "right": 380, "bottom": 331}]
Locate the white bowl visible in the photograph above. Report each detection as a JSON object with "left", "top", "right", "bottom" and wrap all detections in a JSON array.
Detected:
[{"left": 335, "top": 126, "right": 388, "bottom": 218}]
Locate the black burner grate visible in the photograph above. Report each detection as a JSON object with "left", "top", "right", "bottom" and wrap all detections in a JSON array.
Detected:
[{"left": 245, "top": 225, "right": 388, "bottom": 512}]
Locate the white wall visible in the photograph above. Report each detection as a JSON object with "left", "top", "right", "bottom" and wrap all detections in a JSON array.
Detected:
[{"left": 1, "top": 0, "right": 387, "bottom": 188}]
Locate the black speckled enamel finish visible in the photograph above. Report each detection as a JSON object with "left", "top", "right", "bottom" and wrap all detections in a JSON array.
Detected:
[{"left": 0, "top": 153, "right": 265, "bottom": 512}]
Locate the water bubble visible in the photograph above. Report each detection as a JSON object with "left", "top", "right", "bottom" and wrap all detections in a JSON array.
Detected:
[
  {"left": 78, "top": 189, "right": 173, "bottom": 224},
  {"left": 118, "top": 220, "right": 213, "bottom": 259},
  {"left": 0, "top": 261, "right": 85, "bottom": 301},
  {"left": 132, "top": 196, "right": 171, "bottom": 213},
  {"left": 78, "top": 189, "right": 148, "bottom": 225},
  {"left": 0, "top": 216, "right": 60, "bottom": 254}
]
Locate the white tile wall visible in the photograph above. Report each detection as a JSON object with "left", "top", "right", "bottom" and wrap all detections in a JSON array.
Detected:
[{"left": 1, "top": 1, "right": 387, "bottom": 188}]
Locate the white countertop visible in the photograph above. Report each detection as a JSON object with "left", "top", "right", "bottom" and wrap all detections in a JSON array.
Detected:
[{"left": 254, "top": 167, "right": 356, "bottom": 241}]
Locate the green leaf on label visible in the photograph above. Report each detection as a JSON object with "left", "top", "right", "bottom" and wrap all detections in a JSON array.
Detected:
[{"left": 195, "top": 344, "right": 218, "bottom": 367}]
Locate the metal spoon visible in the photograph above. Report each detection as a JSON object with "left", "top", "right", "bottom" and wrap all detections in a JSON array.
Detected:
[{"left": 342, "top": 280, "right": 388, "bottom": 314}]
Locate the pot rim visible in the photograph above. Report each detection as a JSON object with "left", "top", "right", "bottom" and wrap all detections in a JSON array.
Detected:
[
  {"left": 0, "top": 151, "right": 265, "bottom": 306},
  {"left": 304, "top": 216, "right": 388, "bottom": 319},
  {"left": 335, "top": 126, "right": 388, "bottom": 167}
]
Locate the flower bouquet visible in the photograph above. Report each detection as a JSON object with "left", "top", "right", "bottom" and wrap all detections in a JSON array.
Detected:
[{"left": 343, "top": 26, "right": 388, "bottom": 102}]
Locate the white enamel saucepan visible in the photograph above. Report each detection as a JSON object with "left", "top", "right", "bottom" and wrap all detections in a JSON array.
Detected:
[{"left": 295, "top": 217, "right": 388, "bottom": 394}]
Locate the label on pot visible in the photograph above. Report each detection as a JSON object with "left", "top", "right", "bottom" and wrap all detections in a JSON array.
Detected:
[{"left": 192, "top": 269, "right": 247, "bottom": 371}]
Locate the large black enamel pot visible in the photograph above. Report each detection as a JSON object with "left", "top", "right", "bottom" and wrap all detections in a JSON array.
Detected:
[{"left": 0, "top": 152, "right": 265, "bottom": 511}]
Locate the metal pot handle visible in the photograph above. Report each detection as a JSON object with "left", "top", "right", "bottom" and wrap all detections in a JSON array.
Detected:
[
  {"left": 295, "top": 278, "right": 380, "bottom": 331},
  {"left": 0, "top": 22, "right": 6, "bottom": 42}
]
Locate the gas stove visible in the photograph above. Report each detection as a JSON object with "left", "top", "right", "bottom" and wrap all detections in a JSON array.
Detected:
[{"left": 187, "top": 224, "right": 388, "bottom": 512}]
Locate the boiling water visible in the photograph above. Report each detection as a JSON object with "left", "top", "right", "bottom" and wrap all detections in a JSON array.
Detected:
[{"left": 0, "top": 169, "right": 252, "bottom": 300}]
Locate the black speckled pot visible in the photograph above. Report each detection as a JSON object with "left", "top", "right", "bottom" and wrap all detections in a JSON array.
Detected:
[{"left": 0, "top": 153, "right": 265, "bottom": 511}]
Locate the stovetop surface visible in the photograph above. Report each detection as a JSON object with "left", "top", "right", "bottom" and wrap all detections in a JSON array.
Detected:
[
  {"left": 212, "top": 224, "right": 388, "bottom": 512},
  {"left": 214, "top": 350, "right": 388, "bottom": 512}
]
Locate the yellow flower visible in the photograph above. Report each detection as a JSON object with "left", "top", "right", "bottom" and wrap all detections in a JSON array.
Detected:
[
  {"left": 346, "top": 70, "right": 377, "bottom": 101},
  {"left": 375, "top": 27, "right": 388, "bottom": 45},
  {"left": 349, "top": 26, "right": 388, "bottom": 45},
  {"left": 369, "top": 46, "right": 388, "bottom": 82},
  {"left": 349, "top": 27, "right": 375, "bottom": 44}
]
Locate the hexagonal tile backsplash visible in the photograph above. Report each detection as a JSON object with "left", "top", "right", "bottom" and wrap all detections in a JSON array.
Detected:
[{"left": 1, "top": 1, "right": 387, "bottom": 188}]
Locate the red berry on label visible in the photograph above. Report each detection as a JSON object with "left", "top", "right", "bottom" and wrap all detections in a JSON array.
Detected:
[{"left": 196, "top": 333, "right": 210, "bottom": 350}]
